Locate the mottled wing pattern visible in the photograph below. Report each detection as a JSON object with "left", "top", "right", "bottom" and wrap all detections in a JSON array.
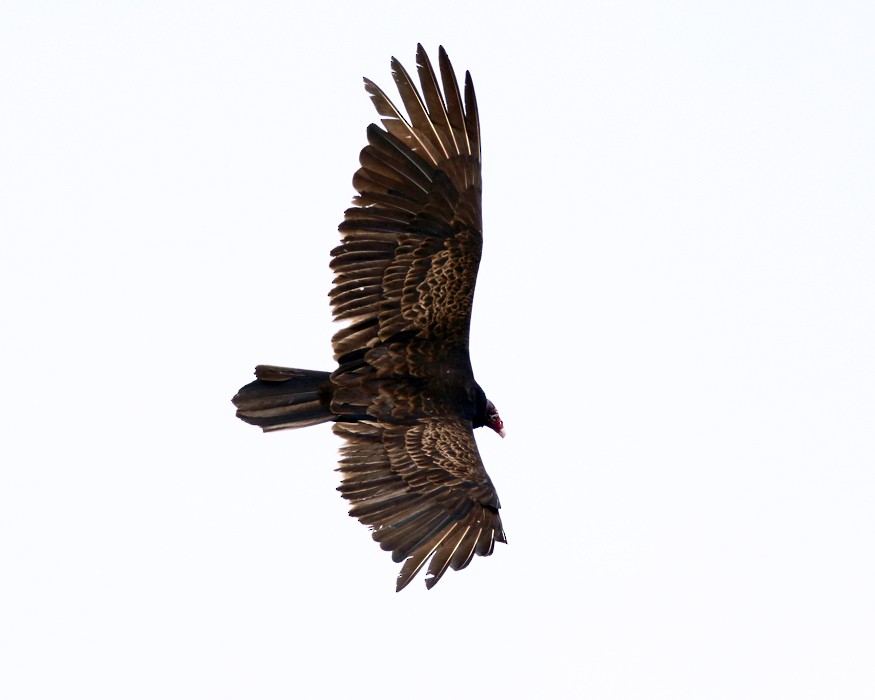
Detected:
[
  {"left": 335, "top": 417, "right": 504, "bottom": 591},
  {"left": 330, "top": 44, "right": 482, "bottom": 371},
  {"left": 328, "top": 45, "right": 503, "bottom": 589}
]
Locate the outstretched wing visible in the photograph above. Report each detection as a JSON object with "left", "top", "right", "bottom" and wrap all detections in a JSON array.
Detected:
[
  {"left": 330, "top": 44, "right": 482, "bottom": 371},
  {"left": 328, "top": 46, "right": 503, "bottom": 589},
  {"left": 335, "top": 417, "right": 505, "bottom": 591}
]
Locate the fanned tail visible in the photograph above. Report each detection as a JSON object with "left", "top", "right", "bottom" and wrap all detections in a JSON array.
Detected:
[{"left": 233, "top": 366, "right": 333, "bottom": 432}]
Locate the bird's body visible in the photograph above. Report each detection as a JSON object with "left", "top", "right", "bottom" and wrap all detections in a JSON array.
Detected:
[{"left": 233, "top": 45, "right": 504, "bottom": 591}]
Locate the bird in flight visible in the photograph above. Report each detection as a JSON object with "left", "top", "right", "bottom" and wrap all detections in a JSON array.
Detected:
[{"left": 233, "top": 44, "right": 505, "bottom": 591}]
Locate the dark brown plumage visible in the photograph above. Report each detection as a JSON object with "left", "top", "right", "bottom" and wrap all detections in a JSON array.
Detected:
[{"left": 233, "top": 45, "right": 505, "bottom": 591}]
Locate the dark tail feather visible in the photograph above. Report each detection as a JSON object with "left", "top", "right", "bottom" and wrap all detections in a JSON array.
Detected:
[{"left": 233, "top": 365, "right": 333, "bottom": 432}]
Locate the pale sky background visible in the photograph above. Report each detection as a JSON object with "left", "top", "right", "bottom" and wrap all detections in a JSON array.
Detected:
[{"left": 2, "top": 1, "right": 874, "bottom": 698}]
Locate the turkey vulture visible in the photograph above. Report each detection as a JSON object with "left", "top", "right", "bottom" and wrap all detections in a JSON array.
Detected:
[{"left": 233, "top": 45, "right": 505, "bottom": 591}]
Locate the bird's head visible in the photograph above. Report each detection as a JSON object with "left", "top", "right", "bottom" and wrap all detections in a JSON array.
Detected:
[{"left": 485, "top": 399, "right": 505, "bottom": 438}]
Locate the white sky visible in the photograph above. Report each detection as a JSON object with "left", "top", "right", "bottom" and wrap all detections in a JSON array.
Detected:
[{"left": 2, "top": 1, "right": 874, "bottom": 698}]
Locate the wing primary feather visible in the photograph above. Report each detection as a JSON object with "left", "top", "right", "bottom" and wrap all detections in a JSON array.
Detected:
[
  {"left": 365, "top": 73, "right": 438, "bottom": 166},
  {"left": 363, "top": 78, "right": 410, "bottom": 134},
  {"left": 463, "top": 71, "right": 481, "bottom": 162},
  {"left": 364, "top": 124, "right": 436, "bottom": 185},
  {"left": 474, "top": 524, "right": 496, "bottom": 557},
  {"left": 395, "top": 523, "right": 460, "bottom": 592},
  {"left": 389, "top": 56, "right": 448, "bottom": 162},
  {"left": 449, "top": 525, "right": 480, "bottom": 571},
  {"left": 415, "top": 43, "right": 459, "bottom": 158},
  {"left": 438, "top": 46, "right": 470, "bottom": 161},
  {"left": 425, "top": 524, "right": 472, "bottom": 589},
  {"left": 383, "top": 507, "right": 456, "bottom": 561}
]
